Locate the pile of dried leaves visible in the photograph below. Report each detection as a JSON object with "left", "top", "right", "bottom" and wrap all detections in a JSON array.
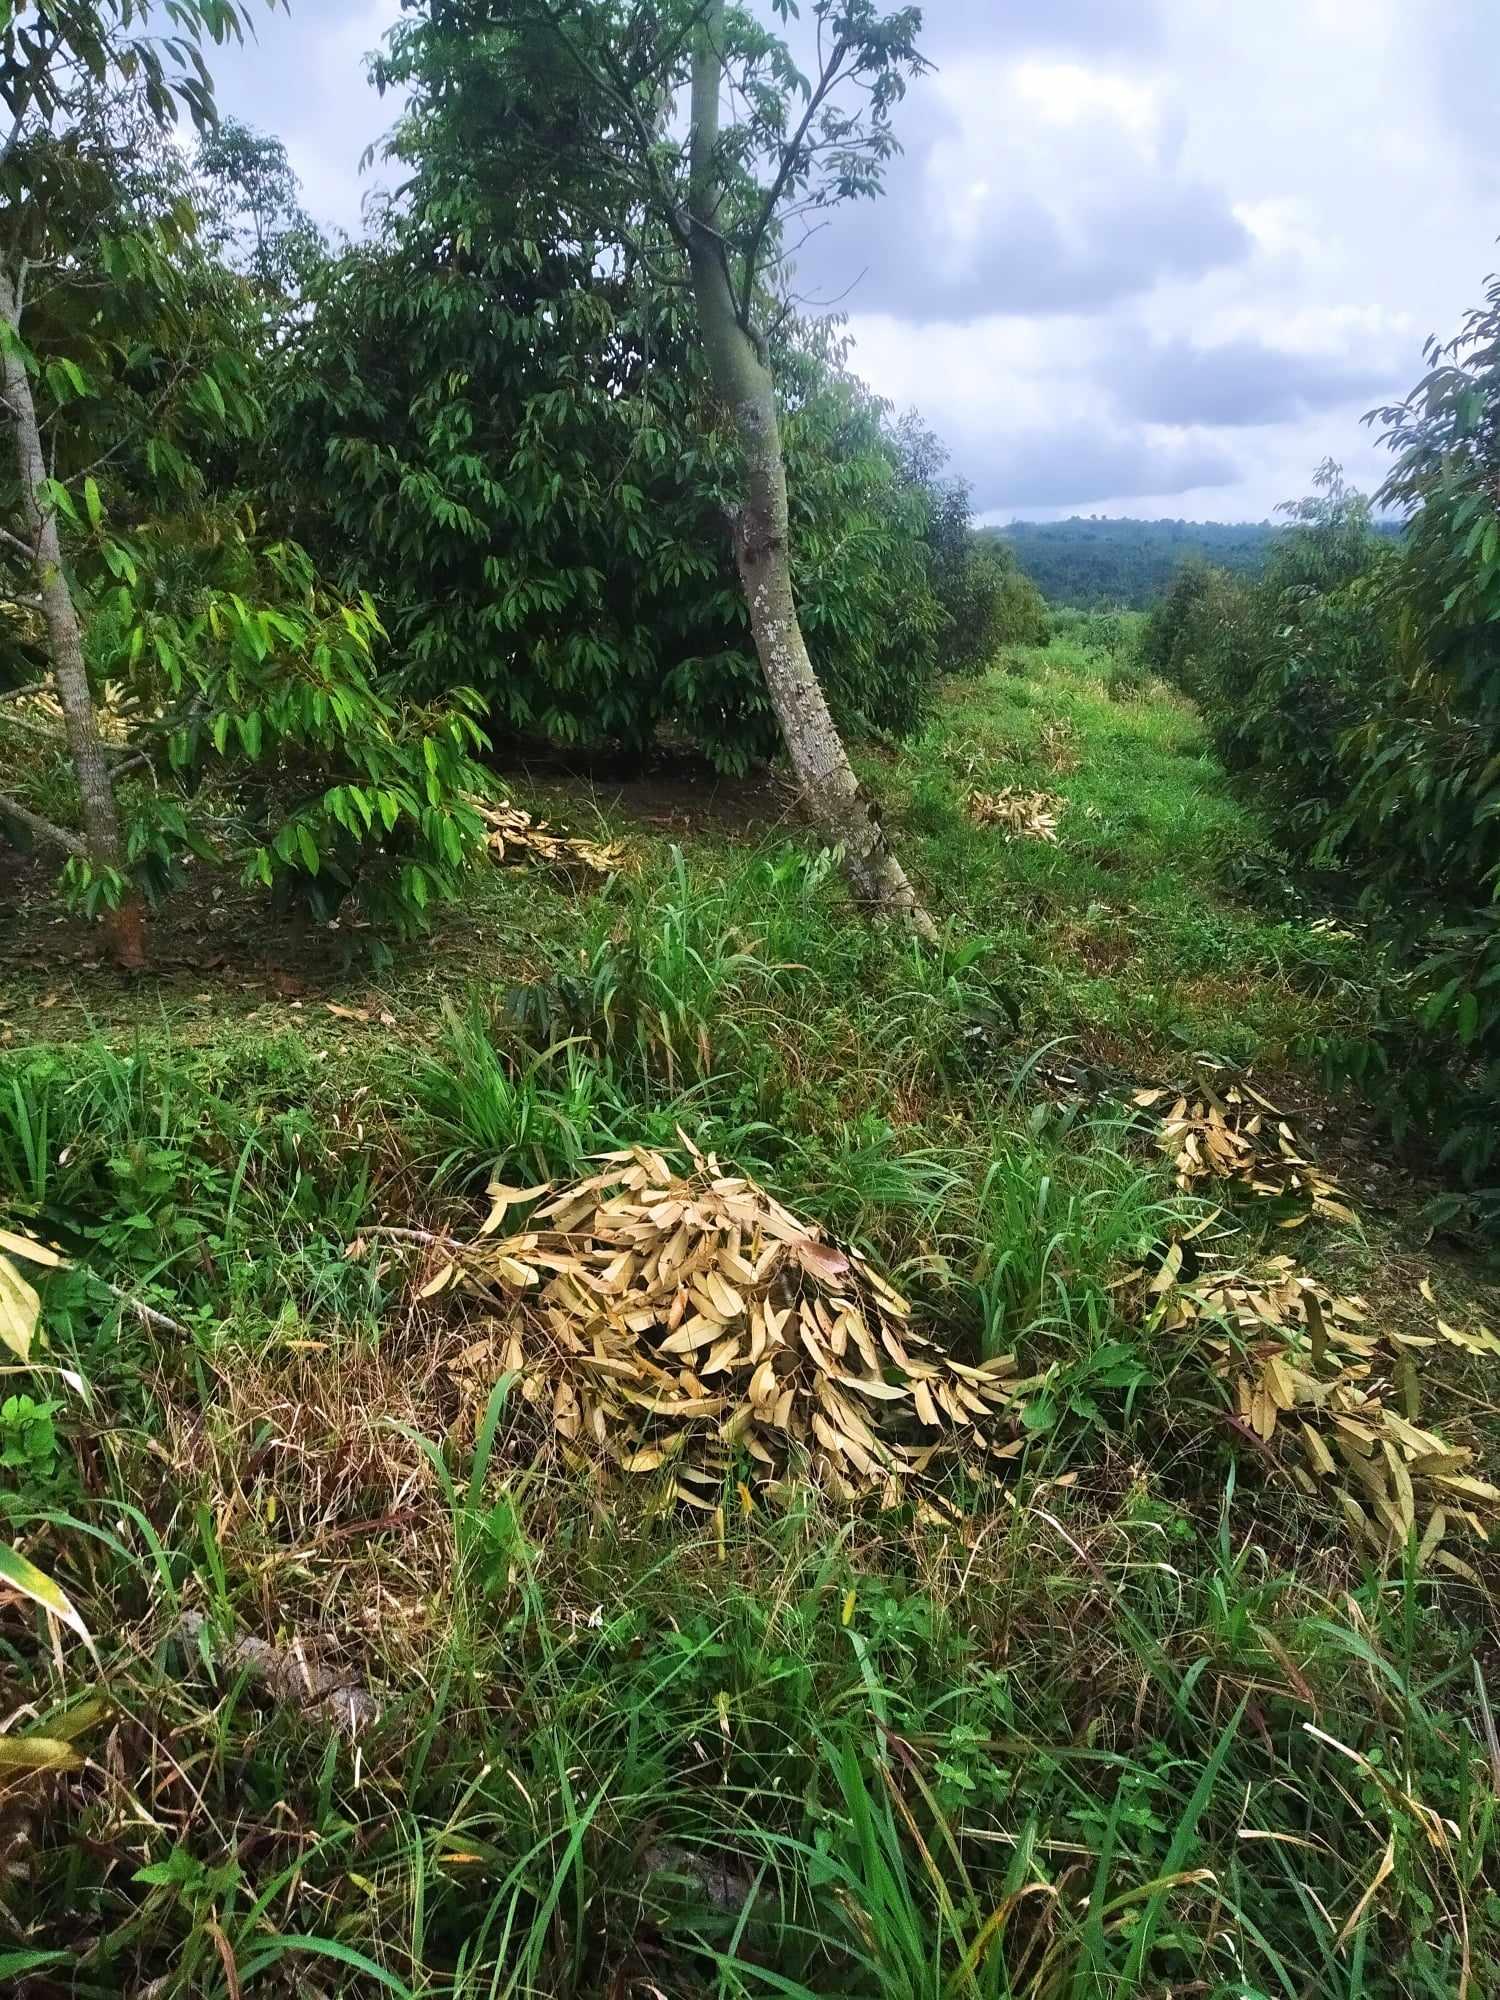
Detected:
[
  {"left": 418, "top": 1144, "right": 1020, "bottom": 1505},
  {"left": 1146, "top": 1250, "right": 1499, "bottom": 1575},
  {"left": 966, "top": 788, "right": 1064, "bottom": 842},
  {"left": 469, "top": 797, "right": 627, "bottom": 876},
  {"left": 1133, "top": 1076, "right": 1356, "bottom": 1226}
]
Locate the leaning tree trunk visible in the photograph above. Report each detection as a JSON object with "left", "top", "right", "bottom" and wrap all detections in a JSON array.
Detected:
[
  {"left": 0, "top": 264, "right": 144, "bottom": 969},
  {"left": 685, "top": 14, "right": 936, "bottom": 938}
]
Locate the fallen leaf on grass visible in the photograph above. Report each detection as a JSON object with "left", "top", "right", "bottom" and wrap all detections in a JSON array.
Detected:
[
  {"left": 1418, "top": 1276, "right": 1500, "bottom": 1355},
  {"left": 469, "top": 797, "right": 628, "bottom": 876},
  {"left": 0, "top": 1540, "right": 93, "bottom": 1652},
  {"left": 0, "top": 1735, "right": 83, "bottom": 1772},
  {"left": 0, "top": 1222, "right": 64, "bottom": 1362},
  {"left": 479, "top": 1182, "right": 553, "bottom": 1236},
  {"left": 966, "top": 788, "right": 1064, "bottom": 841},
  {"left": 1137, "top": 1070, "right": 1355, "bottom": 1226},
  {"left": 0, "top": 1227, "right": 65, "bottom": 1269},
  {"left": 1435, "top": 1317, "right": 1500, "bottom": 1357},
  {"left": 1142, "top": 1249, "right": 1498, "bottom": 1563}
]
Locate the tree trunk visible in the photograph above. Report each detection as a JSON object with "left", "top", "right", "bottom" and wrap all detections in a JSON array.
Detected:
[
  {"left": 685, "top": 10, "right": 936, "bottom": 939},
  {"left": 0, "top": 264, "right": 145, "bottom": 968}
]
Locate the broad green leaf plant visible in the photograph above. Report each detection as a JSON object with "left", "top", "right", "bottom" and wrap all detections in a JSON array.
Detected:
[{"left": 1, "top": 1, "right": 491, "bottom": 957}]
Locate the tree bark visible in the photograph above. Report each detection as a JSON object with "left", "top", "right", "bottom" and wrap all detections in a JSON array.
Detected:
[
  {"left": 0, "top": 264, "right": 145, "bottom": 968},
  {"left": 684, "top": 7, "right": 936, "bottom": 939}
]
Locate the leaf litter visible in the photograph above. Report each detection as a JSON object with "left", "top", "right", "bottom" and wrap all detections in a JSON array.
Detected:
[
  {"left": 966, "top": 788, "right": 1065, "bottom": 841},
  {"left": 1133, "top": 1073, "right": 1357, "bottom": 1226},
  {"left": 1141, "top": 1246, "right": 1500, "bottom": 1574},
  {"left": 468, "top": 796, "right": 627, "bottom": 875},
  {"left": 1120, "top": 1082, "right": 1498, "bottom": 1570},
  {"left": 410, "top": 1139, "right": 1021, "bottom": 1506}
]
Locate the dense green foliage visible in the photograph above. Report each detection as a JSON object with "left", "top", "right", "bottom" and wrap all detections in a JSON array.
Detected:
[
  {"left": 994, "top": 516, "right": 1285, "bottom": 608},
  {"left": 893, "top": 417, "right": 1048, "bottom": 670},
  {"left": 261, "top": 10, "right": 1019, "bottom": 771},
  {"left": 270, "top": 224, "right": 947, "bottom": 768},
  {"left": 4, "top": 0, "right": 1027, "bottom": 945},
  {"left": 1, "top": 16, "right": 492, "bottom": 937},
  {"left": 1149, "top": 283, "right": 1500, "bottom": 1217}
]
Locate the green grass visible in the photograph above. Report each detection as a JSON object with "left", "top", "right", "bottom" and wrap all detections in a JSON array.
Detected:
[
  {"left": 1, "top": 640, "right": 1496, "bottom": 1996},
  {"left": 867, "top": 643, "right": 1381, "bottom": 1067}
]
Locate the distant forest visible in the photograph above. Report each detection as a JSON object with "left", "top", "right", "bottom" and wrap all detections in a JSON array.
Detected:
[{"left": 987, "top": 516, "right": 1401, "bottom": 609}]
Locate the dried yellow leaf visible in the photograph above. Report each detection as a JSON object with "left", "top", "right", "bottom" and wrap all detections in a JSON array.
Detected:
[
  {"left": 417, "top": 1260, "right": 456, "bottom": 1301},
  {"left": 0, "top": 1227, "right": 65, "bottom": 1269}
]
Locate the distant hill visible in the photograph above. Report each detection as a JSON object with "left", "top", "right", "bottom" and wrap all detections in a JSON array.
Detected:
[
  {"left": 982, "top": 517, "right": 1284, "bottom": 610},
  {"left": 988, "top": 516, "right": 1408, "bottom": 609}
]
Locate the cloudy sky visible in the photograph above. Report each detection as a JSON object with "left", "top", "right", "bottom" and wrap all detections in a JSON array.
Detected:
[{"left": 210, "top": 0, "right": 1500, "bottom": 521}]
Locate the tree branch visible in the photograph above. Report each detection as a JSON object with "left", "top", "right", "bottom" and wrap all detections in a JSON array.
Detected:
[
  {"left": 739, "top": 41, "right": 850, "bottom": 326},
  {"left": 1, "top": 24, "right": 60, "bottom": 170},
  {"left": 0, "top": 707, "right": 68, "bottom": 747},
  {"left": 0, "top": 791, "right": 85, "bottom": 855},
  {"left": 532, "top": 0, "right": 701, "bottom": 248},
  {"left": 619, "top": 221, "right": 693, "bottom": 293},
  {"left": 108, "top": 749, "right": 152, "bottom": 785},
  {"left": 102, "top": 1281, "right": 191, "bottom": 1339}
]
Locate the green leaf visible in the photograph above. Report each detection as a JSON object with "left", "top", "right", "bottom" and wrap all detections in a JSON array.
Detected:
[
  {"left": 83, "top": 477, "right": 103, "bottom": 530},
  {"left": 1421, "top": 977, "right": 1461, "bottom": 1029},
  {"left": 39, "top": 479, "right": 79, "bottom": 524},
  {"left": 237, "top": 1937, "right": 416, "bottom": 1997},
  {"left": 1121, "top": 1701, "right": 1246, "bottom": 1982},
  {"left": 0, "top": 1952, "right": 73, "bottom": 1980},
  {"left": 45, "top": 357, "right": 88, "bottom": 401}
]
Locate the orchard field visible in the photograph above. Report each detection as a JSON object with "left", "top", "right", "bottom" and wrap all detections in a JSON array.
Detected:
[{"left": 4, "top": 626, "right": 1498, "bottom": 1997}]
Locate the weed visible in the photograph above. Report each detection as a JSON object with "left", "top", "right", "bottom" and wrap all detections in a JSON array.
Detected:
[
  {"left": 411, "top": 1001, "right": 627, "bottom": 1188},
  {"left": 968, "top": 1113, "right": 1203, "bottom": 1361},
  {"left": 505, "top": 846, "right": 810, "bottom": 1090}
]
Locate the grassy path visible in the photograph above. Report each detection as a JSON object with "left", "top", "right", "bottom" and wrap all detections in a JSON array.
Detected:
[
  {"left": 880, "top": 641, "right": 1380, "bottom": 1070},
  {"left": 1, "top": 639, "right": 1496, "bottom": 1997}
]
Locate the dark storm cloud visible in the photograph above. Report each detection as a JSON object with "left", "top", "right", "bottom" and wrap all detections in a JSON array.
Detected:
[
  {"left": 1109, "top": 335, "right": 1399, "bottom": 427},
  {"left": 791, "top": 97, "right": 1250, "bottom": 324},
  {"left": 959, "top": 427, "right": 1239, "bottom": 511}
]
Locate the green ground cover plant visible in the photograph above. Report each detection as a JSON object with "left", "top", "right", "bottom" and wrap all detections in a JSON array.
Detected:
[{"left": 3, "top": 635, "right": 1497, "bottom": 1997}]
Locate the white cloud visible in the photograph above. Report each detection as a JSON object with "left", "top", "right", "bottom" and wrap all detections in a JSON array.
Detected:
[
  {"left": 212, "top": 0, "right": 403, "bottom": 233},
  {"left": 812, "top": 0, "right": 1500, "bottom": 516},
  {"left": 1009, "top": 59, "right": 1162, "bottom": 140},
  {"left": 203, "top": 0, "right": 1500, "bottom": 519},
  {"left": 801, "top": 52, "right": 1250, "bottom": 324}
]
